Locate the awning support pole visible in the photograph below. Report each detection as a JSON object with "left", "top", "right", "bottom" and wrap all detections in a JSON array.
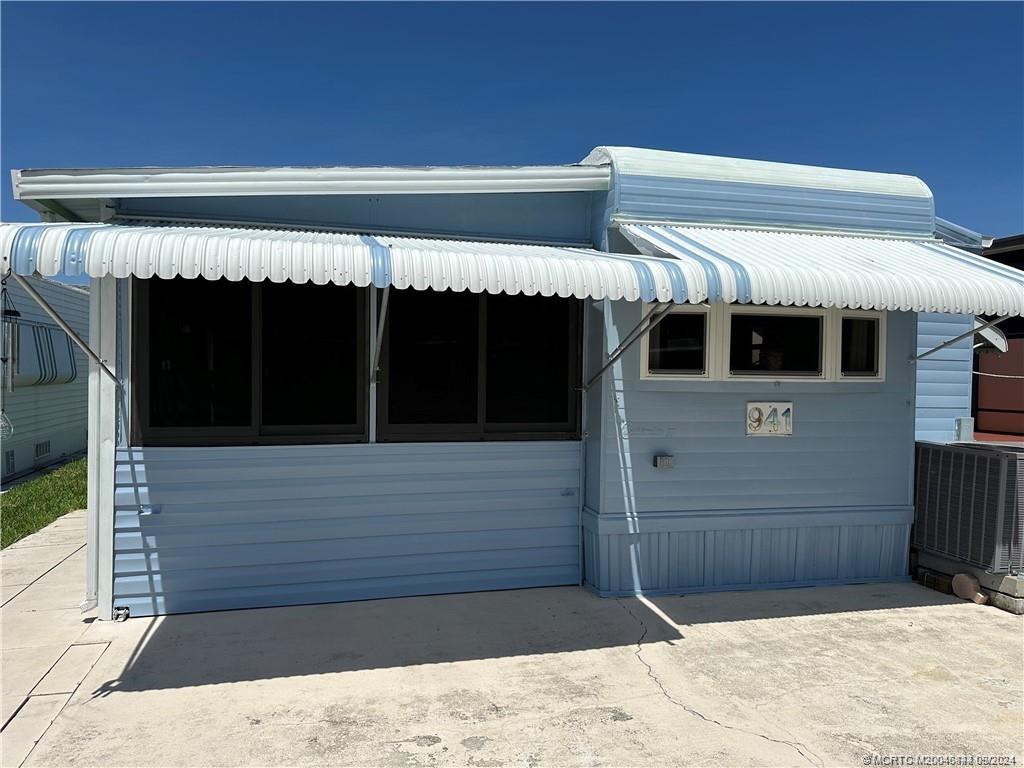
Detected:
[
  {"left": 370, "top": 286, "right": 390, "bottom": 384},
  {"left": 581, "top": 302, "right": 676, "bottom": 392},
  {"left": 9, "top": 272, "right": 119, "bottom": 385},
  {"left": 911, "top": 315, "right": 1009, "bottom": 363}
]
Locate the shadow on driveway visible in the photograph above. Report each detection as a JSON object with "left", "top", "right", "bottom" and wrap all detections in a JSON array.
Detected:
[{"left": 90, "top": 581, "right": 963, "bottom": 695}]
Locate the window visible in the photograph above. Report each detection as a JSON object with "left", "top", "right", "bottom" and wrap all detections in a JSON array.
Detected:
[
  {"left": 729, "top": 313, "right": 823, "bottom": 377},
  {"left": 261, "top": 281, "right": 364, "bottom": 430},
  {"left": 841, "top": 316, "right": 880, "bottom": 377},
  {"left": 379, "top": 290, "right": 580, "bottom": 440},
  {"left": 146, "top": 278, "right": 252, "bottom": 429},
  {"left": 134, "top": 278, "right": 366, "bottom": 445},
  {"left": 640, "top": 304, "right": 885, "bottom": 382},
  {"left": 384, "top": 289, "right": 479, "bottom": 426},
  {"left": 646, "top": 312, "right": 707, "bottom": 376},
  {"left": 486, "top": 293, "right": 576, "bottom": 426}
]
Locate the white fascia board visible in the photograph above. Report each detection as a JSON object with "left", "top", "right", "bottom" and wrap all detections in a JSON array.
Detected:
[{"left": 12, "top": 164, "right": 611, "bottom": 199}]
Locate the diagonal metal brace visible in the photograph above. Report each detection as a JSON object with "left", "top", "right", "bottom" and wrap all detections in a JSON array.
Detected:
[
  {"left": 911, "top": 315, "right": 1009, "bottom": 363},
  {"left": 581, "top": 302, "right": 678, "bottom": 392},
  {"left": 8, "top": 272, "right": 120, "bottom": 385}
]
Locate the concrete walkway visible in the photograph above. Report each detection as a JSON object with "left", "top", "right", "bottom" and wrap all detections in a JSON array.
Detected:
[
  {"left": 2, "top": 512, "right": 1022, "bottom": 767},
  {"left": 1, "top": 511, "right": 106, "bottom": 768}
]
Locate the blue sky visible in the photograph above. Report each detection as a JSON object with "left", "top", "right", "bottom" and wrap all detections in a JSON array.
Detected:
[{"left": 2, "top": 2, "right": 1022, "bottom": 236}]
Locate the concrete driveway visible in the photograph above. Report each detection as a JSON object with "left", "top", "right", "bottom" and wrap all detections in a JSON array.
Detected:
[{"left": 2, "top": 513, "right": 1021, "bottom": 767}]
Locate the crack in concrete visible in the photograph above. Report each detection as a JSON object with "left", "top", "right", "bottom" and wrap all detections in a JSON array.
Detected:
[{"left": 617, "top": 599, "right": 823, "bottom": 768}]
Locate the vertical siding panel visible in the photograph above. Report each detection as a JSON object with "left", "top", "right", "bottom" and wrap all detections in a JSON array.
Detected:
[{"left": 915, "top": 313, "right": 973, "bottom": 442}]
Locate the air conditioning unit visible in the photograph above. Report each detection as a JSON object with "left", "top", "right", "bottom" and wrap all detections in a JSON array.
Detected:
[{"left": 914, "top": 442, "right": 1023, "bottom": 574}]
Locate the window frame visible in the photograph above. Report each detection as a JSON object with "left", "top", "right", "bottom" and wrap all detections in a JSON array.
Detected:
[
  {"left": 640, "top": 303, "right": 886, "bottom": 383},
  {"left": 640, "top": 304, "right": 713, "bottom": 380},
  {"left": 725, "top": 305, "right": 830, "bottom": 381},
  {"left": 376, "top": 291, "right": 583, "bottom": 442},
  {"left": 836, "top": 310, "right": 886, "bottom": 381},
  {"left": 131, "top": 277, "right": 369, "bottom": 447}
]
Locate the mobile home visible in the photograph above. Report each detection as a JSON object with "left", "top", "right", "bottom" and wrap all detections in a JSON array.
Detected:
[
  {"left": 1, "top": 274, "right": 88, "bottom": 483},
  {"left": 2, "top": 146, "right": 1022, "bottom": 619}
]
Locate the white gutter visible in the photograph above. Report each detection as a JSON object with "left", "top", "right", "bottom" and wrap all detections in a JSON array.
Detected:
[{"left": 12, "top": 164, "right": 612, "bottom": 199}]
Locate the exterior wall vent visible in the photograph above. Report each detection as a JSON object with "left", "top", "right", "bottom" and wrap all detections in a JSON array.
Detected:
[
  {"left": 914, "top": 442, "right": 1023, "bottom": 574},
  {"left": 4, "top": 449, "right": 15, "bottom": 476},
  {"left": 33, "top": 440, "right": 51, "bottom": 461}
]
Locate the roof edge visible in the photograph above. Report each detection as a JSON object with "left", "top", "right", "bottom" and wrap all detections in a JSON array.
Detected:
[
  {"left": 12, "top": 164, "right": 611, "bottom": 200},
  {"left": 581, "top": 146, "right": 933, "bottom": 200}
]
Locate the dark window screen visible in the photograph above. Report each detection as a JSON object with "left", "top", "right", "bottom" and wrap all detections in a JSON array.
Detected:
[
  {"left": 262, "top": 283, "right": 360, "bottom": 426},
  {"left": 841, "top": 317, "right": 879, "bottom": 376},
  {"left": 729, "top": 314, "right": 822, "bottom": 376},
  {"left": 486, "top": 294, "right": 573, "bottom": 424},
  {"left": 648, "top": 313, "right": 707, "bottom": 374},
  {"left": 386, "top": 289, "right": 478, "bottom": 424},
  {"left": 148, "top": 278, "right": 252, "bottom": 427}
]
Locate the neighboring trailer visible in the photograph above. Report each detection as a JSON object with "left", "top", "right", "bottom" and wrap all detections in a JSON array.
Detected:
[
  {"left": 4, "top": 146, "right": 1023, "bottom": 619},
  {"left": 974, "top": 234, "right": 1024, "bottom": 437},
  {"left": 0, "top": 275, "right": 88, "bottom": 483}
]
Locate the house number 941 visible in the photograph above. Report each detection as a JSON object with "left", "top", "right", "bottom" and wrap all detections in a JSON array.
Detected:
[{"left": 746, "top": 402, "right": 793, "bottom": 436}]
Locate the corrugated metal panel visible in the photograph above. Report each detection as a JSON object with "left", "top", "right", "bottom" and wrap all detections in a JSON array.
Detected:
[
  {"left": 915, "top": 313, "right": 973, "bottom": 442},
  {"left": 1, "top": 276, "right": 89, "bottom": 481},
  {"left": 621, "top": 224, "right": 1024, "bottom": 316},
  {"left": 581, "top": 146, "right": 934, "bottom": 236},
  {"left": 0, "top": 223, "right": 690, "bottom": 304},
  {"left": 583, "top": 511, "right": 910, "bottom": 595},
  {"left": 112, "top": 441, "right": 581, "bottom": 617}
]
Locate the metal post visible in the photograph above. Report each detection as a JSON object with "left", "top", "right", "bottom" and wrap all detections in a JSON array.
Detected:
[
  {"left": 911, "top": 315, "right": 1009, "bottom": 363},
  {"left": 9, "top": 272, "right": 119, "bottom": 385},
  {"left": 370, "top": 286, "right": 390, "bottom": 385}
]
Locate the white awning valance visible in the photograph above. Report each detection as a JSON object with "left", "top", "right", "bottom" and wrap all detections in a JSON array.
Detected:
[{"left": 0, "top": 223, "right": 689, "bottom": 304}]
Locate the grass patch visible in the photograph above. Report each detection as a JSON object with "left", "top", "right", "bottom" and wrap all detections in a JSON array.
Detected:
[{"left": 2, "top": 458, "right": 87, "bottom": 548}]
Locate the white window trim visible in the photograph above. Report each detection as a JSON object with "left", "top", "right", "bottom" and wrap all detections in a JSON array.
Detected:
[
  {"left": 639, "top": 304, "right": 712, "bottom": 379},
  {"left": 836, "top": 310, "right": 886, "bottom": 381},
  {"left": 641, "top": 304, "right": 886, "bottom": 383},
  {"left": 725, "top": 304, "right": 830, "bottom": 381}
]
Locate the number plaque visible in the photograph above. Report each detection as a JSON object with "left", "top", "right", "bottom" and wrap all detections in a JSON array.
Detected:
[{"left": 746, "top": 402, "right": 793, "bottom": 436}]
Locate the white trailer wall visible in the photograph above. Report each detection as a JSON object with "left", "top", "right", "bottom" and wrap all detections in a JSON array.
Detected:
[{"left": 1, "top": 276, "right": 89, "bottom": 483}]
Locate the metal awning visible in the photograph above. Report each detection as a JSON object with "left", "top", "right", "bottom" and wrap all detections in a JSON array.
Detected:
[
  {"left": 620, "top": 224, "right": 1024, "bottom": 316},
  {"left": 0, "top": 222, "right": 689, "bottom": 303},
  {"left": 4, "top": 222, "right": 1023, "bottom": 315}
]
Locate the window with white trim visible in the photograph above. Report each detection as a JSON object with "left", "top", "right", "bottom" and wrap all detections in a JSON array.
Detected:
[
  {"left": 840, "top": 315, "right": 881, "bottom": 377},
  {"left": 641, "top": 304, "right": 885, "bottom": 382},
  {"left": 644, "top": 307, "right": 708, "bottom": 377}
]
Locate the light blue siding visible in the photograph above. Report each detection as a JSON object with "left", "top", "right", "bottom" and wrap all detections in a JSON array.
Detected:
[
  {"left": 112, "top": 441, "right": 581, "bottom": 616},
  {"left": 915, "top": 313, "right": 974, "bottom": 442},
  {"left": 606, "top": 174, "right": 934, "bottom": 236},
  {"left": 582, "top": 303, "right": 917, "bottom": 596},
  {"left": 117, "top": 191, "right": 600, "bottom": 246},
  {"left": 583, "top": 510, "right": 910, "bottom": 595}
]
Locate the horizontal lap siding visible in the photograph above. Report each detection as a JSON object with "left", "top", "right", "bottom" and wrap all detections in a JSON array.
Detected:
[
  {"left": 113, "top": 441, "right": 581, "bottom": 616},
  {"left": 582, "top": 303, "right": 916, "bottom": 596},
  {"left": 915, "top": 313, "right": 973, "bottom": 442},
  {"left": 599, "top": 306, "right": 917, "bottom": 516}
]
